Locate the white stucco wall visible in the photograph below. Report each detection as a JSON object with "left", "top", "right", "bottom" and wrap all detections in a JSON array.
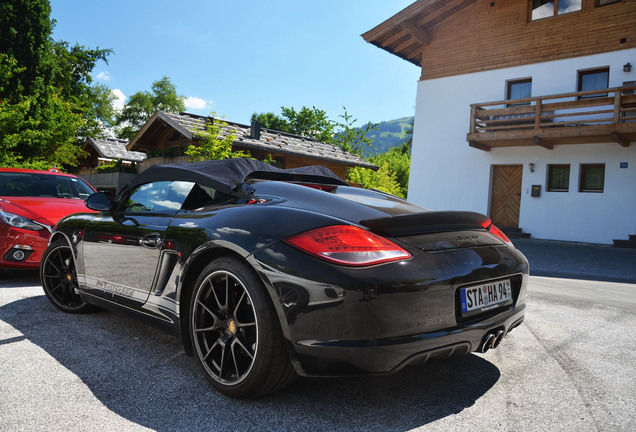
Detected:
[{"left": 409, "top": 48, "right": 636, "bottom": 244}]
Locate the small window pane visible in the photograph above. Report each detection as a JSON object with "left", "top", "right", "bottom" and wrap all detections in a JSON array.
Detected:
[
  {"left": 597, "top": 0, "right": 620, "bottom": 6},
  {"left": 532, "top": 0, "right": 555, "bottom": 20},
  {"left": 580, "top": 71, "right": 609, "bottom": 91},
  {"left": 531, "top": 0, "right": 581, "bottom": 20},
  {"left": 558, "top": 0, "right": 582, "bottom": 13},
  {"left": 548, "top": 165, "right": 570, "bottom": 192},
  {"left": 578, "top": 68, "right": 609, "bottom": 98},
  {"left": 507, "top": 79, "right": 532, "bottom": 102},
  {"left": 580, "top": 164, "right": 605, "bottom": 192}
]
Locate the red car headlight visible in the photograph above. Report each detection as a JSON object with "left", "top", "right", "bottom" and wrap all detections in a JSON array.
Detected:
[
  {"left": 285, "top": 225, "right": 411, "bottom": 266},
  {"left": 0, "top": 209, "right": 47, "bottom": 231}
]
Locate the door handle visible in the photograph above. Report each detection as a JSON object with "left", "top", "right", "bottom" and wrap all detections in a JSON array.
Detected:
[{"left": 140, "top": 233, "right": 162, "bottom": 249}]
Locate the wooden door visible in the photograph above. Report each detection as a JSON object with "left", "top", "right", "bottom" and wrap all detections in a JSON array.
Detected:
[{"left": 489, "top": 165, "right": 522, "bottom": 228}]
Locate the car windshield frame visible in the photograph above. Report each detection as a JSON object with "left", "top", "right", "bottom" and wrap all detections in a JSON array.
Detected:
[{"left": 0, "top": 172, "right": 94, "bottom": 199}]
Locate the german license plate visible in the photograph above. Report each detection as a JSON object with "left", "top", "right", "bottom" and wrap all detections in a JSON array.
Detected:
[{"left": 460, "top": 279, "right": 512, "bottom": 316}]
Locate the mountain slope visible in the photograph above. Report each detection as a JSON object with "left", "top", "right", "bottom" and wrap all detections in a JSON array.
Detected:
[{"left": 365, "top": 116, "right": 413, "bottom": 155}]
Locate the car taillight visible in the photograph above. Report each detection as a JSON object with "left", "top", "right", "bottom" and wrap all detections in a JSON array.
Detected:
[
  {"left": 285, "top": 225, "right": 411, "bottom": 266},
  {"left": 298, "top": 183, "right": 336, "bottom": 192},
  {"left": 481, "top": 220, "right": 512, "bottom": 245}
]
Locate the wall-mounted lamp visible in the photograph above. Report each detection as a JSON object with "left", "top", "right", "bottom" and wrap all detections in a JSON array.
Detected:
[
  {"left": 624, "top": 62, "right": 632, "bottom": 73},
  {"left": 529, "top": 163, "right": 535, "bottom": 173}
]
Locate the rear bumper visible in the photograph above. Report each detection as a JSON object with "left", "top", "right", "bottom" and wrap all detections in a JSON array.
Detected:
[
  {"left": 252, "top": 241, "right": 529, "bottom": 377},
  {"left": 292, "top": 306, "right": 525, "bottom": 376}
]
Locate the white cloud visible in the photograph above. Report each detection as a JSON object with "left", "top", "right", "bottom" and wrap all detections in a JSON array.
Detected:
[
  {"left": 96, "top": 71, "right": 111, "bottom": 81},
  {"left": 111, "top": 89, "right": 126, "bottom": 111},
  {"left": 184, "top": 96, "right": 213, "bottom": 110}
]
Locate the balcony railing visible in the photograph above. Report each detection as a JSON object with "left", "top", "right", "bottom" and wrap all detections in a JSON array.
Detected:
[{"left": 467, "top": 85, "right": 636, "bottom": 151}]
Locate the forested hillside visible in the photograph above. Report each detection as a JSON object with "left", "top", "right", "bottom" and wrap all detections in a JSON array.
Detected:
[{"left": 367, "top": 116, "right": 413, "bottom": 155}]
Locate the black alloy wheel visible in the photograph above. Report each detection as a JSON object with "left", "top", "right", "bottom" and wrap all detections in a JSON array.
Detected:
[
  {"left": 40, "top": 240, "right": 93, "bottom": 313},
  {"left": 190, "top": 256, "right": 296, "bottom": 398}
]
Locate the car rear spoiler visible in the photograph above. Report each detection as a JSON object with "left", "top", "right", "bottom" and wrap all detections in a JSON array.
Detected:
[{"left": 360, "top": 211, "right": 492, "bottom": 237}]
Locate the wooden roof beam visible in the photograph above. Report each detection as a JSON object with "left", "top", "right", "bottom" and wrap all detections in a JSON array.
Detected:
[
  {"left": 611, "top": 131, "right": 630, "bottom": 147},
  {"left": 533, "top": 136, "right": 553, "bottom": 150},
  {"left": 361, "top": 0, "right": 432, "bottom": 42},
  {"left": 416, "top": 0, "right": 474, "bottom": 26},
  {"left": 381, "top": 29, "right": 408, "bottom": 47},
  {"left": 393, "top": 37, "right": 417, "bottom": 53},
  {"left": 401, "top": 22, "right": 431, "bottom": 45},
  {"left": 406, "top": 48, "right": 424, "bottom": 62},
  {"left": 469, "top": 140, "right": 490, "bottom": 151}
]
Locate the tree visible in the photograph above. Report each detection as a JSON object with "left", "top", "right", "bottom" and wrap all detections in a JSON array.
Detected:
[
  {"left": 0, "top": 0, "right": 52, "bottom": 100},
  {"left": 250, "top": 112, "right": 292, "bottom": 134},
  {"left": 280, "top": 106, "right": 334, "bottom": 142},
  {"left": 81, "top": 82, "right": 117, "bottom": 138},
  {"left": 403, "top": 117, "right": 413, "bottom": 153},
  {"left": 345, "top": 120, "right": 412, "bottom": 198},
  {"left": 47, "top": 41, "right": 113, "bottom": 138},
  {"left": 185, "top": 113, "right": 250, "bottom": 162},
  {"left": 116, "top": 76, "right": 185, "bottom": 139},
  {"left": 332, "top": 107, "right": 377, "bottom": 158},
  {"left": 369, "top": 145, "right": 411, "bottom": 197},
  {"left": 347, "top": 162, "right": 404, "bottom": 198},
  {"left": 0, "top": 0, "right": 113, "bottom": 169},
  {"left": 251, "top": 106, "right": 334, "bottom": 142},
  {"left": 0, "top": 88, "right": 84, "bottom": 169},
  {"left": 250, "top": 105, "right": 408, "bottom": 196}
]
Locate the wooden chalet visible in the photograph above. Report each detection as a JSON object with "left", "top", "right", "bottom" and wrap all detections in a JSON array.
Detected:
[
  {"left": 80, "top": 137, "right": 147, "bottom": 169},
  {"left": 363, "top": 0, "right": 636, "bottom": 245},
  {"left": 128, "top": 111, "right": 377, "bottom": 179},
  {"left": 79, "top": 137, "right": 147, "bottom": 194},
  {"left": 363, "top": 0, "right": 636, "bottom": 151}
]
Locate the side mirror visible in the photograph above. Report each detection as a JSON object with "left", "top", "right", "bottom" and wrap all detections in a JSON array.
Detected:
[{"left": 86, "top": 191, "right": 115, "bottom": 211}]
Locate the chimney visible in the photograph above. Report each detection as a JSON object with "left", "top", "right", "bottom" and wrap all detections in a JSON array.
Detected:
[{"left": 250, "top": 120, "right": 261, "bottom": 140}]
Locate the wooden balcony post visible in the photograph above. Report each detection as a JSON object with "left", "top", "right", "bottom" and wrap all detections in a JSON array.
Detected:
[
  {"left": 535, "top": 99, "right": 542, "bottom": 130},
  {"left": 469, "top": 105, "right": 477, "bottom": 133},
  {"left": 613, "top": 90, "right": 621, "bottom": 124}
]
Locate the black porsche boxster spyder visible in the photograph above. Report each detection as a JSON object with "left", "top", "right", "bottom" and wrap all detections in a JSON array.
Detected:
[{"left": 40, "top": 158, "right": 528, "bottom": 398}]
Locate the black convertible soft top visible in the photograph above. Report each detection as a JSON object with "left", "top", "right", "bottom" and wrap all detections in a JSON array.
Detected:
[{"left": 128, "top": 158, "right": 348, "bottom": 196}]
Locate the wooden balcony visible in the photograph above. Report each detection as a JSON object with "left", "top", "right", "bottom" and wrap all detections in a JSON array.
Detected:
[{"left": 467, "top": 85, "right": 636, "bottom": 151}]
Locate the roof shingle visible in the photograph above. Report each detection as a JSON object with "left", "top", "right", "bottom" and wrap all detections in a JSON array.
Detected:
[
  {"left": 129, "top": 111, "right": 377, "bottom": 170},
  {"left": 84, "top": 137, "right": 147, "bottom": 163}
]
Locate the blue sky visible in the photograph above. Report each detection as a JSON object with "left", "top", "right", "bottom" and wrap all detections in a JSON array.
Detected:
[{"left": 50, "top": 1, "right": 419, "bottom": 126}]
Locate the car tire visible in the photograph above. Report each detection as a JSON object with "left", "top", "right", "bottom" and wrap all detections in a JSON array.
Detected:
[
  {"left": 40, "top": 239, "right": 94, "bottom": 314},
  {"left": 190, "top": 256, "right": 296, "bottom": 398}
]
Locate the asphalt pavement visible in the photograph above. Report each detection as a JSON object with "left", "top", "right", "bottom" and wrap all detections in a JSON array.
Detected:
[
  {"left": 1, "top": 239, "right": 635, "bottom": 431},
  {"left": 2, "top": 244, "right": 636, "bottom": 431},
  {"left": 512, "top": 238, "right": 636, "bottom": 284}
]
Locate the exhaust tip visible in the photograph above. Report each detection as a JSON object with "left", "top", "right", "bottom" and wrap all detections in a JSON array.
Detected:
[
  {"left": 493, "top": 330, "right": 505, "bottom": 349},
  {"left": 480, "top": 333, "right": 496, "bottom": 353}
]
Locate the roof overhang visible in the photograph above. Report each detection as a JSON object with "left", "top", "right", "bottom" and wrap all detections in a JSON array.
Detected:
[
  {"left": 362, "top": 0, "right": 477, "bottom": 67},
  {"left": 128, "top": 111, "right": 198, "bottom": 152}
]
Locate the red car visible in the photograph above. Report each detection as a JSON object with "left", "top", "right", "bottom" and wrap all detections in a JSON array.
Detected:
[{"left": 0, "top": 168, "right": 96, "bottom": 269}]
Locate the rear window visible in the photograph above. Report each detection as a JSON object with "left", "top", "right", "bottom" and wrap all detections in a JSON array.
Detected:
[{"left": 0, "top": 172, "right": 94, "bottom": 199}]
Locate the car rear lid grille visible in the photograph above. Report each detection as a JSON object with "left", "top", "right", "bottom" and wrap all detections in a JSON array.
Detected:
[
  {"left": 360, "top": 211, "right": 509, "bottom": 251},
  {"left": 399, "top": 230, "right": 505, "bottom": 251}
]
